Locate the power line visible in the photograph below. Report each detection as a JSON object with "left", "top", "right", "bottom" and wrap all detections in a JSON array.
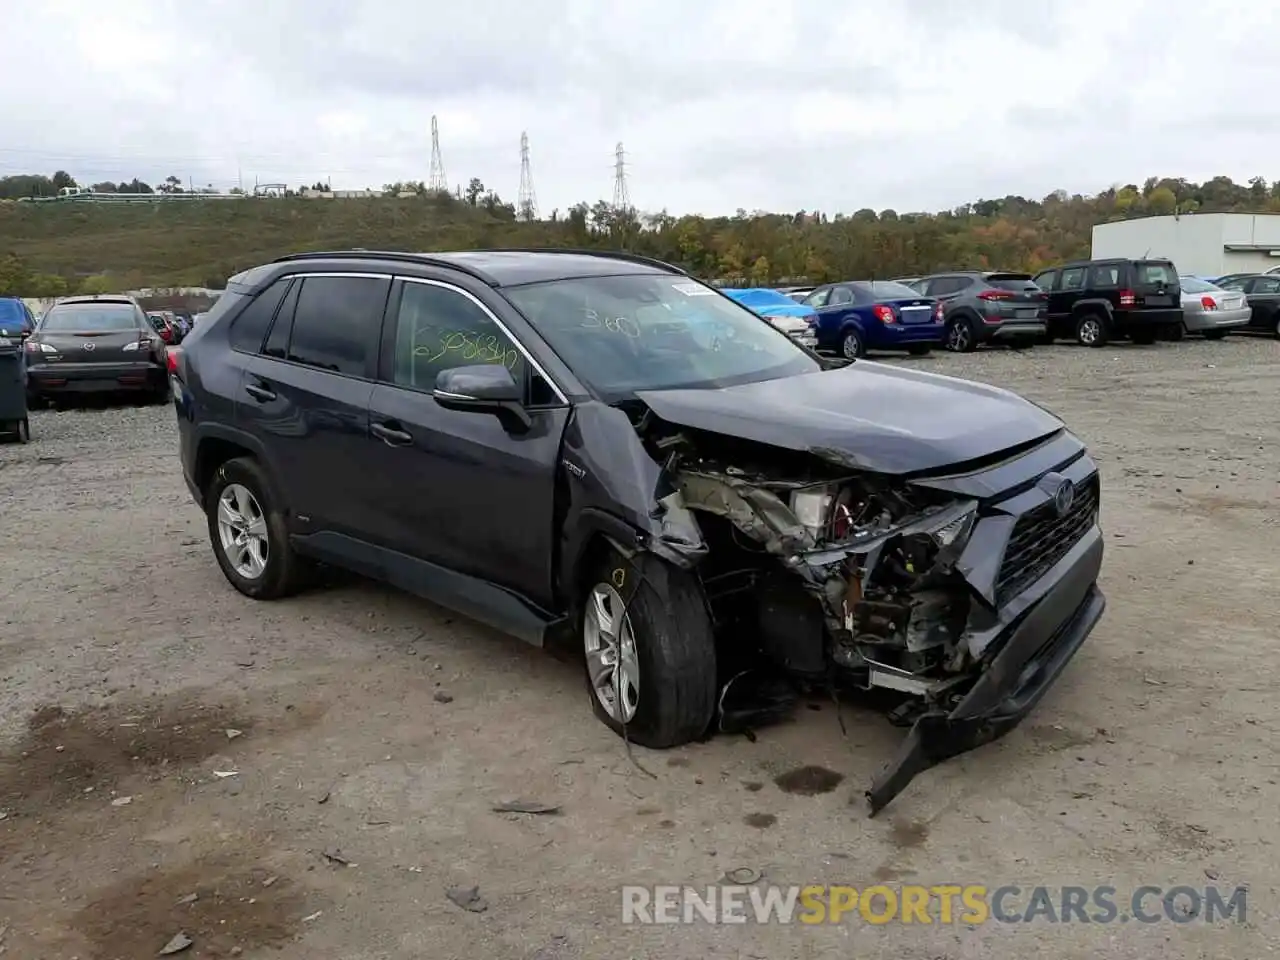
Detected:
[
  {"left": 517, "top": 131, "right": 538, "bottom": 221},
  {"left": 428, "top": 116, "right": 447, "bottom": 193}
]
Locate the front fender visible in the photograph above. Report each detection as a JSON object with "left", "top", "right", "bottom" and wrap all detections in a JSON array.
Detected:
[{"left": 555, "top": 402, "right": 707, "bottom": 605}]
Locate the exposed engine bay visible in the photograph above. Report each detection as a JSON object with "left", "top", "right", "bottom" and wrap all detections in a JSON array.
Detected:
[{"left": 637, "top": 411, "right": 983, "bottom": 714}]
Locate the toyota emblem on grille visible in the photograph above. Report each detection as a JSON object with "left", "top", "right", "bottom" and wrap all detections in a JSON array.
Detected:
[
  {"left": 82, "top": 341, "right": 95, "bottom": 351},
  {"left": 1052, "top": 478, "right": 1075, "bottom": 518}
]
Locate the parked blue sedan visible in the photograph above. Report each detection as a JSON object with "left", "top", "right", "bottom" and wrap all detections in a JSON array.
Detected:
[{"left": 802, "top": 280, "right": 945, "bottom": 358}]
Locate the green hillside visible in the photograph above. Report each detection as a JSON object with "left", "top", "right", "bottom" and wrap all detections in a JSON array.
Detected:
[{"left": 3, "top": 174, "right": 1280, "bottom": 297}]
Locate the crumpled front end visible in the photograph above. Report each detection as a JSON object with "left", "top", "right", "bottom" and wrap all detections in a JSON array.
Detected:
[{"left": 650, "top": 423, "right": 1107, "bottom": 813}]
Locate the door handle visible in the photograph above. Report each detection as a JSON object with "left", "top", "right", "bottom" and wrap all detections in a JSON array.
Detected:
[
  {"left": 371, "top": 421, "right": 413, "bottom": 446},
  {"left": 244, "top": 382, "right": 276, "bottom": 402}
]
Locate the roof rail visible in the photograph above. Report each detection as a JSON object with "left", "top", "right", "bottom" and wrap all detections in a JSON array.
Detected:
[
  {"left": 479, "top": 247, "right": 689, "bottom": 276},
  {"left": 271, "top": 250, "right": 499, "bottom": 285}
]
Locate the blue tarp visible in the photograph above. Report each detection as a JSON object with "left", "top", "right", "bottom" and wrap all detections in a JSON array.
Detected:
[{"left": 721, "top": 288, "right": 816, "bottom": 319}]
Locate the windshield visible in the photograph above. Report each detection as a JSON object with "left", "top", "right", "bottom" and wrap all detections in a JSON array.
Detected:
[
  {"left": 41, "top": 303, "right": 141, "bottom": 332},
  {"left": 854, "top": 281, "right": 922, "bottom": 300},
  {"left": 503, "top": 274, "right": 819, "bottom": 399},
  {"left": 1178, "top": 277, "right": 1218, "bottom": 293}
]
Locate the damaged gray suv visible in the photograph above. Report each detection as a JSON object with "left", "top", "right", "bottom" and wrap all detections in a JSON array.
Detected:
[{"left": 173, "top": 249, "right": 1106, "bottom": 814}]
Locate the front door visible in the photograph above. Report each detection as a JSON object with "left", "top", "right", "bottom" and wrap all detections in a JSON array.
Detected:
[{"left": 363, "top": 277, "right": 569, "bottom": 607}]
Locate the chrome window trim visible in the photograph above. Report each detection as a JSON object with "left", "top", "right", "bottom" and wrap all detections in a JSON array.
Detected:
[{"left": 397, "top": 275, "right": 568, "bottom": 404}]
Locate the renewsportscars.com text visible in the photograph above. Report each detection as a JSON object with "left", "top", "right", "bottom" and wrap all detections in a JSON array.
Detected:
[{"left": 621, "top": 884, "right": 1247, "bottom": 925}]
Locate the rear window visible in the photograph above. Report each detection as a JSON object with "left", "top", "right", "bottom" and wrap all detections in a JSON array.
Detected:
[
  {"left": 856, "top": 281, "right": 921, "bottom": 299},
  {"left": 1136, "top": 262, "right": 1178, "bottom": 285},
  {"left": 1178, "top": 277, "right": 1218, "bottom": 293},
  {"left": 42, "top": 303, "right": 141, "bottom": 332},
  {"left": 984, "top": 273, "right": 1037, "bottom": 291}
]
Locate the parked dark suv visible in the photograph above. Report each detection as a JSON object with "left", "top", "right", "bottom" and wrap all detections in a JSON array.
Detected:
[
  {"left": 172, "top": 249, "right": 1106, "bottom": 813},
  {"left": 914, "top": 272, "right": 1047, "bottom": 352},
  {"left": 1032, "top": 259, "right": 1182, "bottom": 346}
]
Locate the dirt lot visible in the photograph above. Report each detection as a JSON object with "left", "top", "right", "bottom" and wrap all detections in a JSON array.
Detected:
[{"left": 1, "top": 336, "right": 1277, "bottom": 959}]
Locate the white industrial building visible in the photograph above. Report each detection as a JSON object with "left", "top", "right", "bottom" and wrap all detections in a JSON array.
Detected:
[{"left": 1090, "top": 213, "right": 1280, "bottom": 277}]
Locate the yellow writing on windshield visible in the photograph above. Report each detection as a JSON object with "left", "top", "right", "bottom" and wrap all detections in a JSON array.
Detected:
[{"left": 413, "top": 330, "right": 520, "bottom": 370}]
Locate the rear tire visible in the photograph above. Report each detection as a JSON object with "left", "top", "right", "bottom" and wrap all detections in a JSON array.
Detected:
[
  {"left": 1075, "top": 313, "right": 1109, "bottom": 347},
  {"left": 16, "top": 418, "right": 28, "bottom": 443},
  {"left": 944, "top": 318, "right": 977, "bottom": 352},
  {"left": 581, "top": 549, "right": 717, "bottom": 749},
  {"left": 205, "top": 456, "right": 308, "bottom": 600}
]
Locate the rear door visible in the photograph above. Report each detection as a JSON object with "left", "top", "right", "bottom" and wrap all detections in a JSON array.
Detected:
[
  {"left": 239, "top": 272, "right": 391, "bottom": 546},
  {"left": 983, "top": 273, "right": 1047, "bottom": 319},
  {"left": 1131, "top": 260, "right": 1180, "bottom": 307}
]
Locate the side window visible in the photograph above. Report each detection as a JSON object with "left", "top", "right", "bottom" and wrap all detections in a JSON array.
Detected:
[
  {"left": 1034, "top": 271, "right": 1058, "bottom": 292},
  {"left": 930, "top": 277, "right": 960, "bottom": 295},
  {"left": 1088, "top": 265, "right": 1120, "bottom": 288},
  {"left": 1218, "top": 278, "right": 1247, "bottom": 292},
  {"left": 830, "top": 286, "right": 854, "bottom": 306},
  {"left": 283, "top": 276, "right": 389, "bottom": 376},
  {"left": 1059, "top": 267, "right": 1086, "bottom": 291},
  {"left": 805, "top": 288, "right": 830, "bottom": 308},
  {"left": 388, "top": 280, "right": 525, "bottom": 392},
  {"left": 1253, "top": 277, "right": 1280, "bottom": 294},
  {"left": 229, "top": 278, "right": 290, "bottom": 354},
  {"left": 263, "top": 280, "right": 299, "bottom": 358}
]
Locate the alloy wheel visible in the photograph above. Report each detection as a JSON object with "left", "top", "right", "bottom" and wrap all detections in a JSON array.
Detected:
[
  {"left": 1078, "top": 318, "right": 1101, "bottom": 345},
  {"left": 841, "top": 332, "right": 862, "bottom": 359},
  {"left": 583, "top": 582, "right": 640, "bottom": 723},
  {"left": 946, "top": 322, "right": 971, "bottom": 352},
  {"left": 216, "top": 483, "right": 270, "bottom": 579}
]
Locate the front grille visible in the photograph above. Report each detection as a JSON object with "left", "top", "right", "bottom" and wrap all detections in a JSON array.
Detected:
[{"left": 995, "top": 474, "right": 1099, "bottom": 606}]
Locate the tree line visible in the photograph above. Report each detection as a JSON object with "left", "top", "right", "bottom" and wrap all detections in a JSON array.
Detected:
[{"left": 4, "top": 171, "right": 1280, "bottom": 298}]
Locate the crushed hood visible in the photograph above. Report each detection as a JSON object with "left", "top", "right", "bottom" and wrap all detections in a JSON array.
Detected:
[{"left": 636, "top": 360, "right": 1064, "bottom": 475}]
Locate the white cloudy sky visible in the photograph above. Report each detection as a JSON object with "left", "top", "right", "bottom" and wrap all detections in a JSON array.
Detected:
[{"left": 2, "top": 0, "right": 1277, "bottom": 216}]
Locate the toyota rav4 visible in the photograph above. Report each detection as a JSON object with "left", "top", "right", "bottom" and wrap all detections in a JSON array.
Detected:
[{"left": 171, "top": 249, "right": 1106, "bottom": 813}]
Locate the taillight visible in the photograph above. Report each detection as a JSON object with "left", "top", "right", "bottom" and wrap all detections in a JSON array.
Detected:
[
  {"left": 158, "top": 326, "right": 173, "bottom": 343},
  {"left": 166, "top": 346, "right": 182, "bottom": 375},
  {"left": 1118, "top": 289, "right": 1136, "bottom": 307},
  {"left": 1200, "top": 296, "right": 1217, "bottom": 310},
  {"left": 872, "top": 304, "right": 896, "bottom": 324},
  {"left": 934, "top": 301, "right": 945, "bottom": 321},
  {"left": 977, "top": 290, "right": 1013, "bottom": 300}
]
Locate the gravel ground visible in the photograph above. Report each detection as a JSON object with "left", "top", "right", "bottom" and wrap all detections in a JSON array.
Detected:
[{"left": 1, "top": 335, "right": 1278, "bottom": 959}]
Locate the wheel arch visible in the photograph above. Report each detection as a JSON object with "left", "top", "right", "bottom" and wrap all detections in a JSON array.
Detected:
[{"left": 192, "top": 424, "right": 281, "bottom": 508}]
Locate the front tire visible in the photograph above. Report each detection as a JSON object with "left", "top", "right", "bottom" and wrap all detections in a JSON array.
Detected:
[
  {"left": 581, "top": 550, "right": 717, "bottom": 748},
  {"left": 205, "top": 456, "right": 307, "bottom": 600}
]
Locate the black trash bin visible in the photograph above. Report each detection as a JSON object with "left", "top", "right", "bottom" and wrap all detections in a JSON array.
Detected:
[{"left": 0, "top": 337, "right": 30, "bottom": 443}]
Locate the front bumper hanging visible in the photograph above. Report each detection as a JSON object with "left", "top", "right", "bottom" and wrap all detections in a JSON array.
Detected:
[{"left": 865, "top": 579, "right": 1106, "bottom": 816}]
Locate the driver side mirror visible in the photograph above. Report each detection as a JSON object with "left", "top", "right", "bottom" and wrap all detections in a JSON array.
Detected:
[{"left": 433, "top": 364, "right": 530, "bottom": 431}]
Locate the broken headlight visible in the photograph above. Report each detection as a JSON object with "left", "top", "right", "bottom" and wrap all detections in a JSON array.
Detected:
[
  {"left": 790, "top": 488, "right": 834, "bottom": 539},
  {"left": 924, "top": 503, "right": 978, "bottom": 550}
]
